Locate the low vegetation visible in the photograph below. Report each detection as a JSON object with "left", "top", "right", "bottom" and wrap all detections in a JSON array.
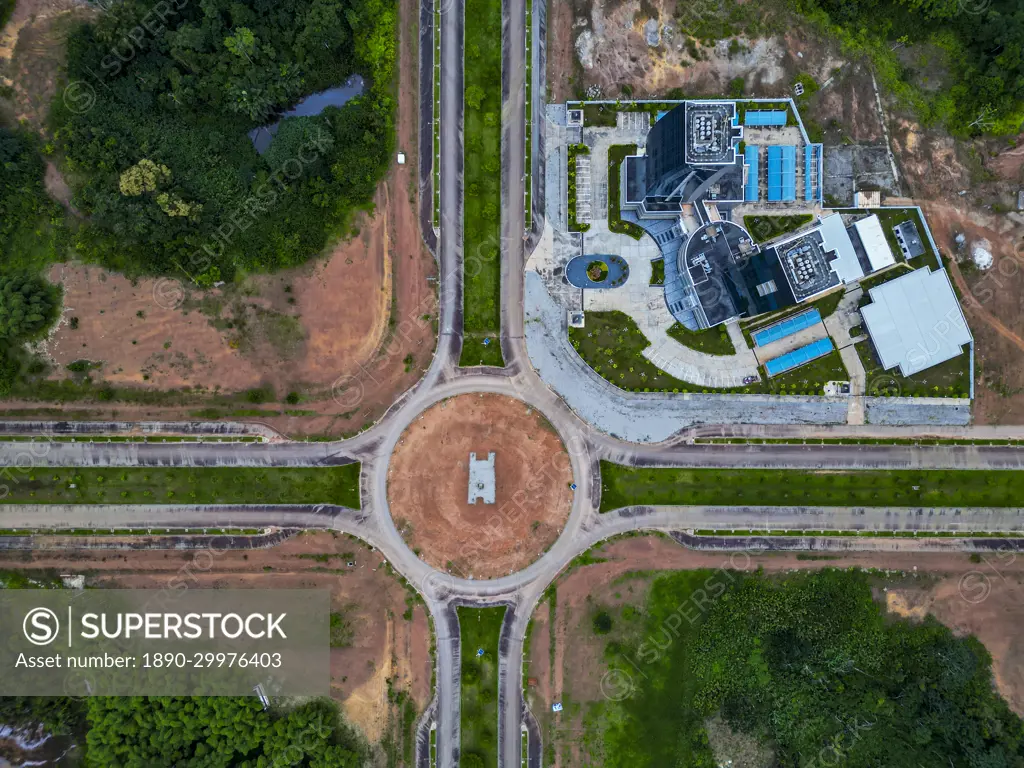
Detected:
[
  {"left": 607, "top": 145, "right": 645, "bottom": 240},
  {"left": 571, "top": 311, "right": 848, "bottom": 395},
  {"left": 763, "top": 349, "right": 849, "bottom": 396},
  {"left": 742, "top": 214, "right": 814, "bottom": 244},
  {"left": 666, "top": 323, "right": 735, "bottom": 356},
  {"left": 459, "top": 606, "right": 506, "bottom": 767},
  {"left": 0, "top": 464, "right": 361, "bottom": 507},
  {"left": 461, "top": 0, "right": 504, "bottom": 367},
  {"left": 857, "top": 338, "right": 970, "bottom": 398},
  {"left": 594, "top": 569, "right": 1023, "bottom": 766},
  {"left": 649, "top": 259, "right": 664, "bottom": 286},
  {"left": 598, "top": 461, "right": 1024, "bottom": 511}
]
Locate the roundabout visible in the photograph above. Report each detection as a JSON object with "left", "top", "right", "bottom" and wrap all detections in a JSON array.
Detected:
[{"left": 386, "top": 393, "right": 573, "bottom": 579}]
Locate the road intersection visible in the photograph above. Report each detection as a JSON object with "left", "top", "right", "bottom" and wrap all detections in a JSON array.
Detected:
[{"left": 1, "top": 0, "right": 1024, "bottom": 765}]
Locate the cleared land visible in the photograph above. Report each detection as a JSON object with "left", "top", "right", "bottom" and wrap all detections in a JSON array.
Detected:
[
  {"left": 527, "top": 536, "right": 1024, "bottom": 767},
  {"left": 0, "top": 531, "right": 432, "bottom": 762},
  {"left": 0, "top": 465, "right": 361, "bottom": 507},
  {"left": 388, "top": 394, "right": 572, "bottom": 578},
  {"left": 458, "top": 606, "right": 505, "bottom": 767},
  {"left": 599, "top": 461, "right": 1024, "bottom": 511},
  {"left": 460, "top": 0, "right": 504, "bottom": 367}
]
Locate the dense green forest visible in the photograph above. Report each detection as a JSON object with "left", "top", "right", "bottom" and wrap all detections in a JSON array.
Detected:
[
  {"left": 0, "top": 696, "right": 365, "bottom": 766},
  {"left": 54, "top": 0, "right": 396, "bottom": 280},
  {"left": 796, "top": 0, "right": 1024, "bottom": 135},
  {"left": 602, "top": 569, "right": 1024, "bottom": 767},
  {"left": 0, "top": 127, "right": 64, "bottom": 395}
]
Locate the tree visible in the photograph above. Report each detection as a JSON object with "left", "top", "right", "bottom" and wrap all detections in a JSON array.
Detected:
[
  {"left": 223, "top": 26, "right": 257, "bottom": 61},
  {"left": 0, "top": 272, "right": 58, "bottom": 341},
  {"left": 466, "top": 84, "right": 485, "bottom": 109}
]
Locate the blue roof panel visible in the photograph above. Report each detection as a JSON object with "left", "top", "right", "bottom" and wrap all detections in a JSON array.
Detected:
[
  {"left": 744, "top": 145, "right": 759, "bottom": 203},
  {"left": 752, "top": 309, "right": 821, "bottom": 347},
  {"left": 764, "top": 338, "right": 834, "bottom": 377},
  {"left": 744, "top": 110, "right": 788, "bottom": 126}
]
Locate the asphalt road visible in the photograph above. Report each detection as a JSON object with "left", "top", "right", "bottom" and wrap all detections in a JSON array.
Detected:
[{"left": 3, "top": 0, "right": 1024, "bottom": 764}]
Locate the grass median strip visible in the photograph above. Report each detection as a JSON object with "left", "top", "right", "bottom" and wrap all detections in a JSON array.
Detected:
[
  {"left": 459, "top": 605, "right": 505, "bottom": 767},
  {"left": 0, "top": 465, "right": 361, "bottom": 507},
  {"left": 599, "top": 461, "right": 1024, "bottom": 512},
  {"left": 461, "top": 0, "right": 504, "bottom": 368}
]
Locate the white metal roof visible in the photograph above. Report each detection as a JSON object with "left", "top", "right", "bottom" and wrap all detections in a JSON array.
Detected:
[
  {"left": 860, "top": 267, "right": 972, "bottom": 377},
  {"left": 818, "top": 213, "right": 864, "bottom": 283},
  {"left": 853, "top": 214, "right": 896, "bottom": 272}
]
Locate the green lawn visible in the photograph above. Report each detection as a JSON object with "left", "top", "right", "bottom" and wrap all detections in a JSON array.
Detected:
[
  {"left": 649, "top": 259, "right": 664, "bottom": 285},
  {"left": 764, "top": 349, "right": 849, "bottom": 395},
  {"left": 0, "top": 465, "right": 361, "bottom": 507},
  {"left": 461, "top": 0, "right": 504, "bottom": 367},
  {"left": 598, "top": 461, "right": 1024, "bottom": 511},
  {"left": 666, "top": 323, "right": 735, "bottom": 356},
  {"left": 607, "top": 145, "right": 645, "bottom": 240},
  {"left": 459, "top": 606, "right": 506, "bottom": 767},
  {"left": 742, "top": 214, "right": 814, "bottom": 243},
  {"left": 570, "top": 311, "right": 754, "bottom": 394},
  {"left": 857, "top": 337, "right": 971, "bottom": 398}
]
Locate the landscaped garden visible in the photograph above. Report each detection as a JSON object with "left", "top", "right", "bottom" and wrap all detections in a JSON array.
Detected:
[
  {"left": 598, "top": 461, "right": 1024, "bottom": 511},
  {"left": 569, "top": 312, "right": 756, "bottom": 394},
  {"left": 742, "top": 214, "right": 814, "bottom": 243},
  {"left": 649, "top": 258, "right": 664, "bottom": 285},
  {"left": 856, "top": 338, "right": 970, "bottom": 398},
  {"left": 567, "top": 143, "right": 589, "bottom": 233},
  {"left": 607, "top": 145, "right": 645, "bottom": 239},
  {"left": 459, "top": 606, "right": 506, "bottom": 767},
  {"left": 666, "top": 323, "right": 735, "bottom": 356},
  {"left": 587, "top": 261, "right": 608, "bottom": 282},
  {"left": 0, "top": 465, "right": 362, "bottom": 507},
  {"left": 570, "top": 311, "right": 851, "bottom": 395},
  {"left": 764, "top": 349, "right": 850, "bottom": 396},
  {"left": 461, "top": 0, "right": 504, "bottom": 367}
]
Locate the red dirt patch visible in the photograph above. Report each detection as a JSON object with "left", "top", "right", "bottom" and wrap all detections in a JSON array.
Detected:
[
  {"left": 0, "top": 531, "right": 432, "bottom": 754},
  {"left": 920, "top": 200, "right": 1024, "bottom": 423},
  {"left": 7, "top": 0, "right": 436, "bottom": 437},
  {"left": 387, "top": 394, "right": 573, "bottom": 579}
]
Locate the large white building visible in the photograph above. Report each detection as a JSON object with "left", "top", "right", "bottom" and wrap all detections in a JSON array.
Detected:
[{"left": 860, "top": 267, "right": 972, "bottom": 376}]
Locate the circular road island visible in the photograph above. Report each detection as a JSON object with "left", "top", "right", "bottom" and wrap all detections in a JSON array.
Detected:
[{"left": 387, "top": 394, "right": 574, "bottom": 579}]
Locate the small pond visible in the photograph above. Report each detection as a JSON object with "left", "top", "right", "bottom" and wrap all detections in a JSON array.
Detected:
[
  {"left": 248, "top": 74, "right": 365, "bottom": 155},
  {"left": 565, "top": 254, "right": 630, "bottom": 289}
]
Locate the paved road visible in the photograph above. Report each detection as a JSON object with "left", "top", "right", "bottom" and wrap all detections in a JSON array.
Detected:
[{"left": 4, "top": 0, "right": 1024, "bottom": 765}]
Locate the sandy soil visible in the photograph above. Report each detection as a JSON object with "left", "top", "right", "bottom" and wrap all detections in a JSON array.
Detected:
[
  {"left": 0, "top": 531, "right": 432, "bottom": 752},
  {"left": 387, "top": 394, "right": 573, "bottom": 579},
  {"left": 919, "top": 201, "right": 1024, "bottom": 423},
  {"left": 528, "top": 535, "right": 1024, "bottom": 764},
  {"left": 4, "top": 0, "right": 436, "bottom": 437},
  {"left": 548, "top": 0, "right": 846, "bottom": 101},
  {"left": 0, "top": 0, "right": 90, "bottom": 130}
]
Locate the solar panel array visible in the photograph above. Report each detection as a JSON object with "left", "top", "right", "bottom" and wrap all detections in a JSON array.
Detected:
[
  {"left": 744, "top": 110, "right": 788, "bottom": 126},
  {"left": 764, "top": 337, "right": 834, "bottom": 377},
  {"left": 752, "top": 308, "right": 822, "bottom": 347},
  {"left": 767, "top": 145, "right": 797, "bottom": 202},
  {"left": 744, "top": 145, "right": 759, "bottom": 202}
]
